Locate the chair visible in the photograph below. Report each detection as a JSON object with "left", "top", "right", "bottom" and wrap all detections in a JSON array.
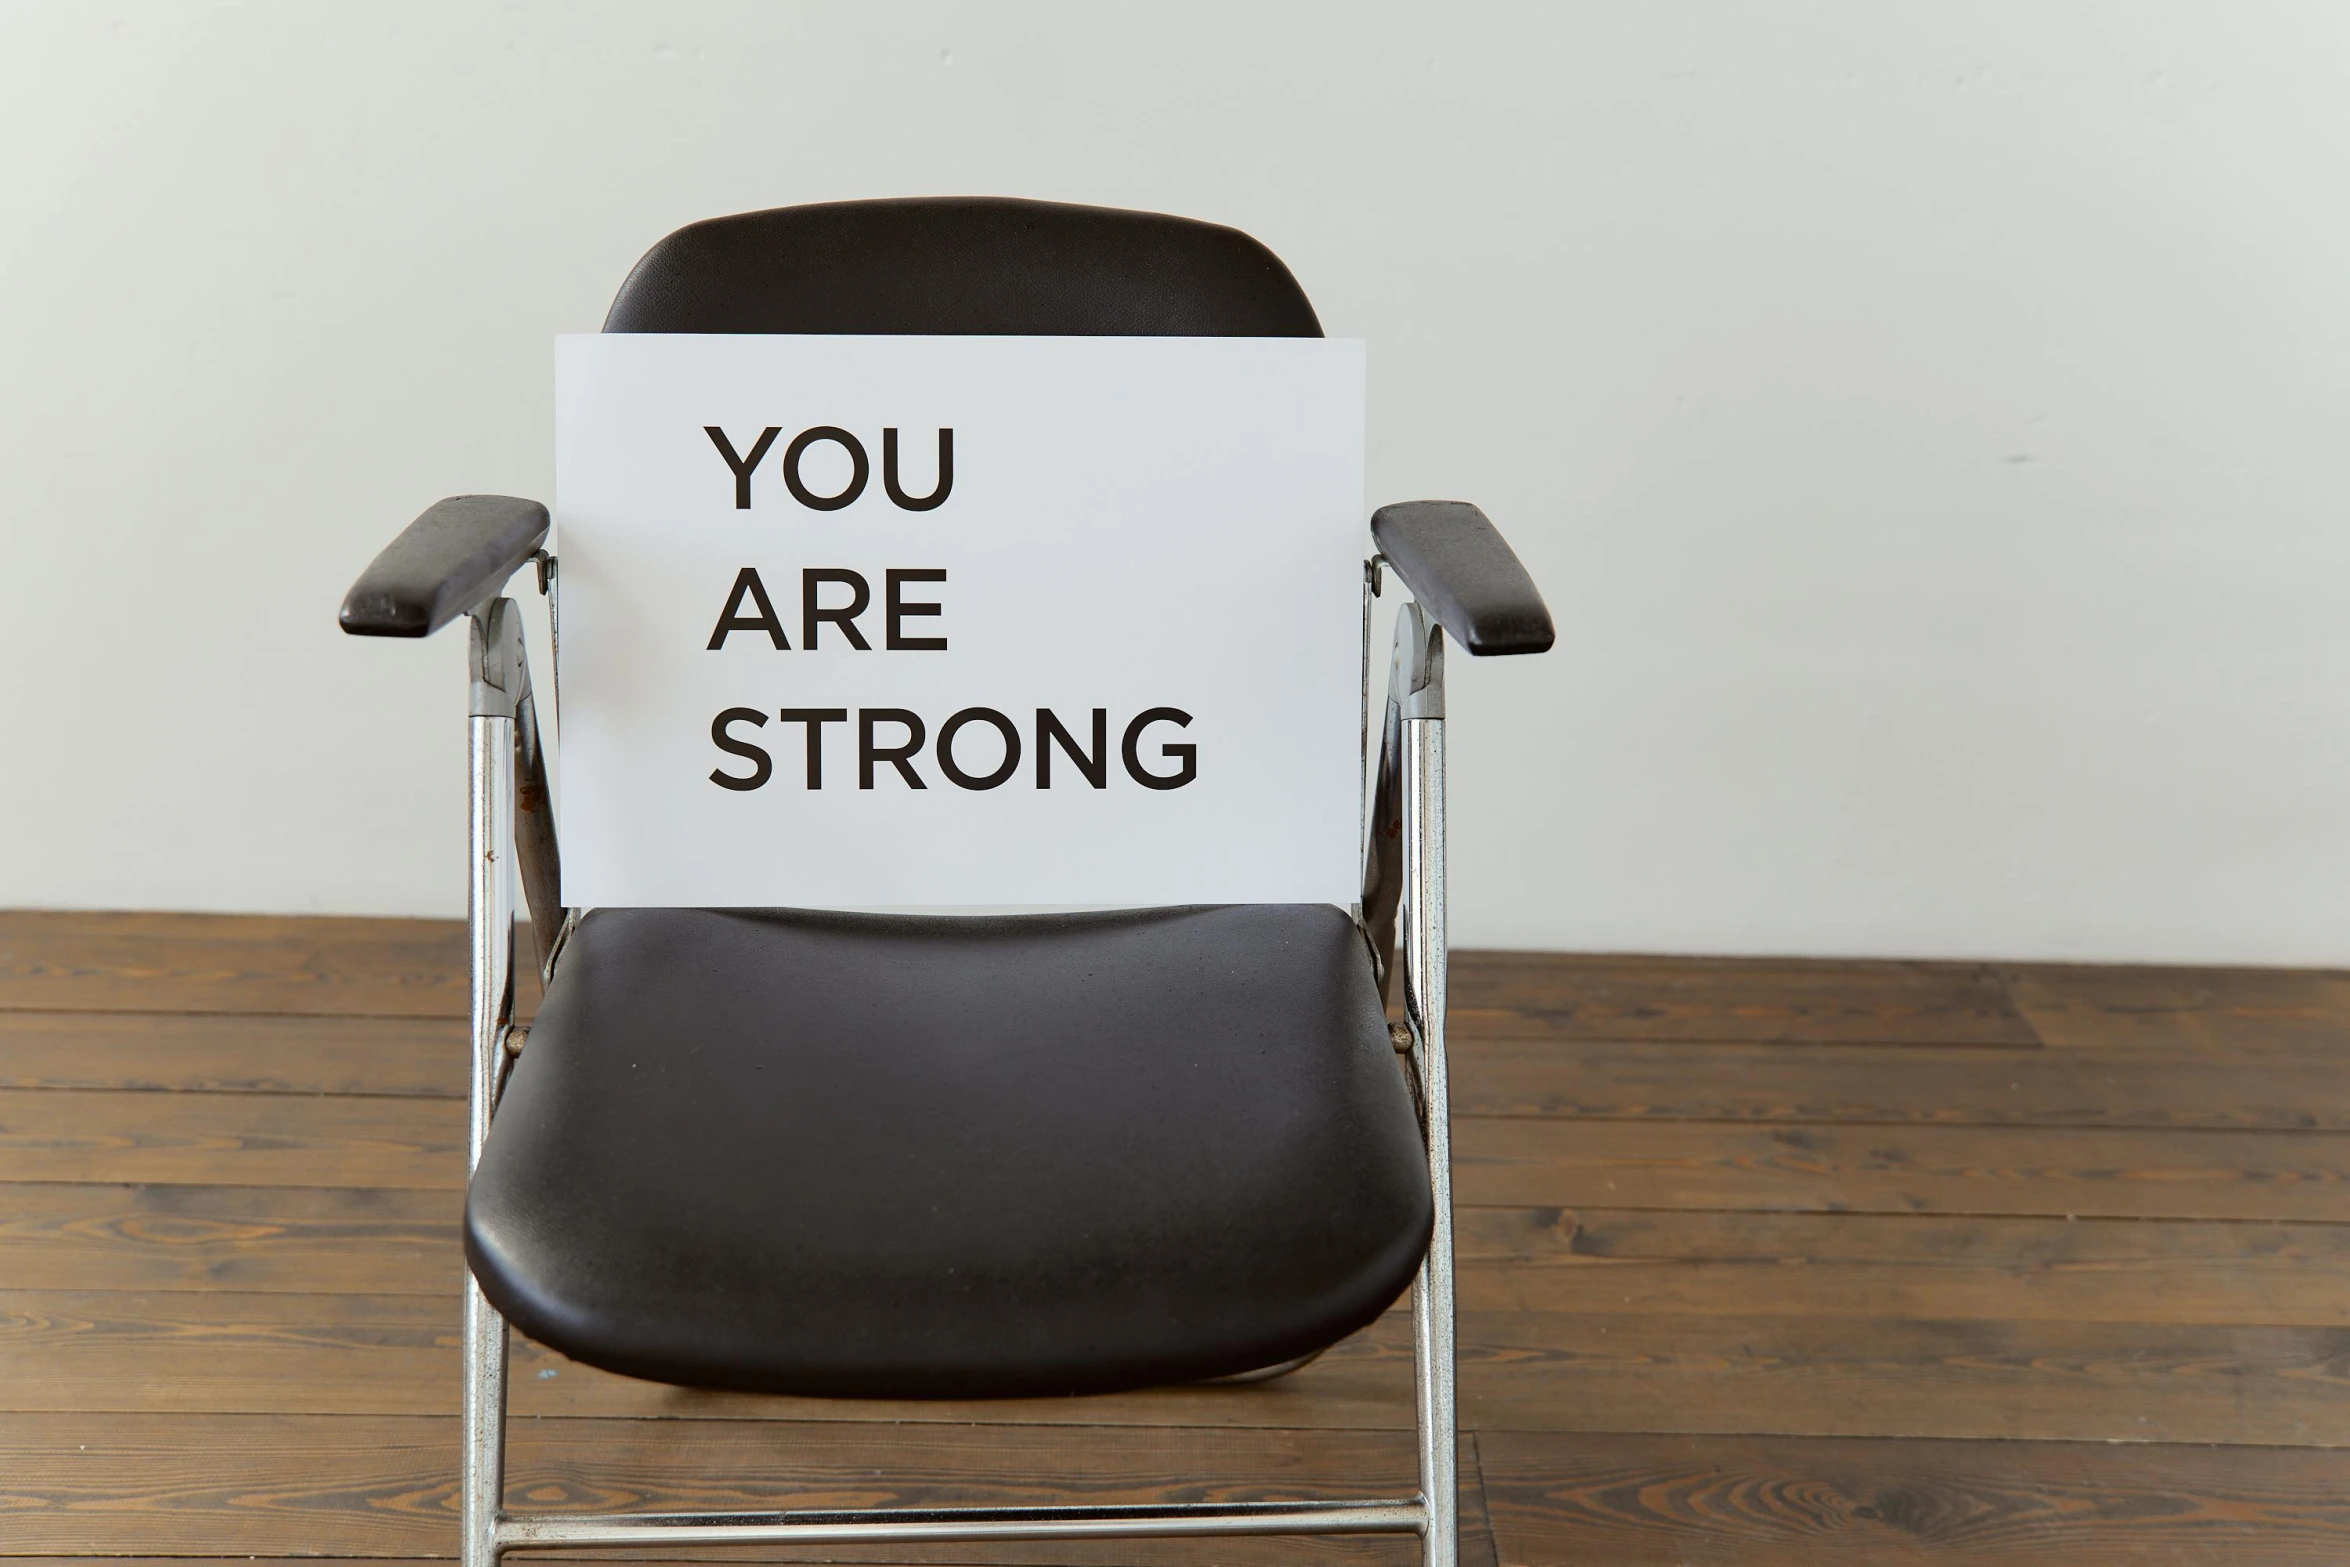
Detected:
[{"left": 338, "top": 197, "right": 1554, "bottom": 1567}]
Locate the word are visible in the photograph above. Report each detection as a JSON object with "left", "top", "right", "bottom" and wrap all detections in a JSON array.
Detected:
[
  {"left": 706, "top": 425, "right": 953, "bottom": 511},
  {"left": 707, "top": 566, "right": 946, "bottom": 651},
  {"left": 711, "top": 707, "right": 1198, "bottom": 792}
]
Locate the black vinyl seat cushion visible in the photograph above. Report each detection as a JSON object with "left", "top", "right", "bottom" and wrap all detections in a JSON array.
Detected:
[{"left": 465, "top": 904, "right": 1433, "bottom": 1399}]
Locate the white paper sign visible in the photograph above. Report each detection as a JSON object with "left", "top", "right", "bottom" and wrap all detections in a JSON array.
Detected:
[{"left": 553, "top": 334, "right": 1366, "bottom": 907}]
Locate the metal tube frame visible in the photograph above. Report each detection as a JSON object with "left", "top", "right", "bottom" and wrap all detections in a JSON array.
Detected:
[
  {"left": 1395, "top": 597, "right": 1458, "bottom": 1567},
  {"left": 463, "top": 602, "right": 519, "bottom": 1567},
  {"left": 457, "top": 585, "right": 1458, "bottom": 1565}
]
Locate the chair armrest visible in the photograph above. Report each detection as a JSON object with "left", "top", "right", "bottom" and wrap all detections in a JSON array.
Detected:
[
  {"left": 338, "top": 495, "right": 550, "bottom": 637},
  {"left": 1369, "top": 500, "right": 1554, "bottom": 656}
]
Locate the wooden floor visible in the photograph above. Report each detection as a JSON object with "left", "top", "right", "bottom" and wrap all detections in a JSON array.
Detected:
[{"left": 4, "top": 912, "right": 2349, "bottom": 1564}]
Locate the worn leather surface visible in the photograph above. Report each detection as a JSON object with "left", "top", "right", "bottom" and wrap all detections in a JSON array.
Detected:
[
  {"left": 601, "top": 196, "right": 1323, "bottom": 337},
  {"left": 1371, "top": 501, "right": 1555, "bottom": 657},
  {"left": 338, "top": 494, "right": 548, "bottom": 638},
  {"left": 467, "top": 904, "right": 1432, "bottom": 1397}
]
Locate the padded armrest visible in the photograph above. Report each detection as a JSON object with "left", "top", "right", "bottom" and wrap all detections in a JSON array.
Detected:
[
  {"left": 1370, "top": 500, "right": 1554, "bottom": 656},
  {"left": 338, "top": 495, "right": 550, "bottom": 638}
]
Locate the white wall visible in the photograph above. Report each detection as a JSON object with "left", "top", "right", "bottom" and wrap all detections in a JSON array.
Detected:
[{"left": 4, "top": 1, "right": 2346, "bottom": 962}]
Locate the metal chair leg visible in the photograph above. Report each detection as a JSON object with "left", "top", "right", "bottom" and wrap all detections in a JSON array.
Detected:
[
  {"left": 465, "top": 605, "right": 523, "bottom": 1567},
  {"left": 1404, "top": 696, "right": 1456, "bottom": 1567},
  {"left": 462, "top": 1278, "right": 511, "bottom": 1567}
]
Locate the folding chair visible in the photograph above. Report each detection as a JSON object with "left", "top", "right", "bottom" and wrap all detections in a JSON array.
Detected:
[{"left": 338, "top": 197, "right": 1553, "bottom": 1567}]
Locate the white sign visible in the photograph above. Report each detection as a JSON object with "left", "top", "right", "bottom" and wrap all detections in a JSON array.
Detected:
[{"left": 553, "top": 334, "right": 1366, "bottom": 908}]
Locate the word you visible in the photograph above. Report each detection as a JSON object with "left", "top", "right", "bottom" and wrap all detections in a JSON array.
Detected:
[{"left": 707, "top": 425, "right": 953, "bottom": 511}]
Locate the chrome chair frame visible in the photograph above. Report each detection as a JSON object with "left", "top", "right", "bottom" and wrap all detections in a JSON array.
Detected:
[{"left": 453, "top": 573, "right": 1459, "bottom": 1567}]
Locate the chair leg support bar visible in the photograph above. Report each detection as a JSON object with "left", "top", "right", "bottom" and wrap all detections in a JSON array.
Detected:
[{"left": 496, "top": 1499, "right": 1426, "bottom": 1551}]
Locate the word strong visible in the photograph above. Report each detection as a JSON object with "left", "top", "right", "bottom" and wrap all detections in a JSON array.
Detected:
[
  {"left": 707, "top": 425, "right": 953, "bottom": 511},
  {"left": 710, "top": 706, "right": 1198, "bottom": 792}
]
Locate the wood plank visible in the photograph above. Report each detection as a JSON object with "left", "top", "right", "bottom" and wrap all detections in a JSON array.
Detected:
[
  {"left": 1453, "top": 1037, "right": 2350, "bottom": 1130},
  {"left": 0, "top": 1541, "right": 1463, "bottom": 1567},
  {"left": 22, "top": 1010, "right": 2243, "bottom": 1126},
  {"left": 2, "top": 912, "right": 2039, "bottom": 1046},
  {"left": 0, "top": 1541, "right": 1462, "bottom": 1563},
  {"left": 0, "top": 1090, "right": 463, "bottom": 1188},
  {"left": 20, "top": 1007, "right": 2345, "bottom": 1137},
  {"left": 1456, "top": 1117, "right": 2350, "bottom": 1221},
  {"left": 0, "top": 917, "right": 2024, "bottom": 1041},
  {"left": 1446, "top": 953, "right": 2040, "bottom": 1046},
  {"left": 0, "top": 1412, "right": 1493, "bottom": 1563},
  {"left": 1453, "top": 1207, "right": 2350, "bottom": 1326},
  {"left": 1479, "top": 1430, "right": 2350, "bottom": 1565},
  {"left": 0, "top": 1288, "right": 1409, "bottom": 1430},
  {"left": 22, "top": 1090, "right": 2349, "bottom": 1222},
  {"left": 12, "top": 1004, "right": 2341, "bottom": 1135},
  {"left": 0, "top": 910, "right": 540, "bottom": 1021},
  {"left": 2004, "top": 963, "right": 2350, "bottom": 1051},
  {"left": 528, "top": 1305, "right": 2333, "bottom": 1441},
  {"left": 11, "top": 1290, "right": 2346, "bottom": 1445},
  {"left": 0, "top": 1182, "right": 460, "bottom": 1293},
  {"left": 0, "top": 910, "right": 475, "bottom": 1018},
  {"left": 0, "top": 1011, "right": 465, "bottom": 1096},
  {"left": 1448, "top": 1311, "right": 2350, "bottom": 1442},
  {"left": 0, "top": 1560, "right": 1422, "bottom": 1567},
  {"left": 13, "top": 1183, "right": 2346, "bottom": 1331},
  {"left": 0, "top": 1560, "right": 1450, "bottom": 1567},
  {"left": 14, "top": 1091, "right": 2347, "bottom": 1221}
]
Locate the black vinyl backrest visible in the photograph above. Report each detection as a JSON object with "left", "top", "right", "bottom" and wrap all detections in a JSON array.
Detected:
[{"left": 603, "top": 197, "right": 1322, "bottom": 338}]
